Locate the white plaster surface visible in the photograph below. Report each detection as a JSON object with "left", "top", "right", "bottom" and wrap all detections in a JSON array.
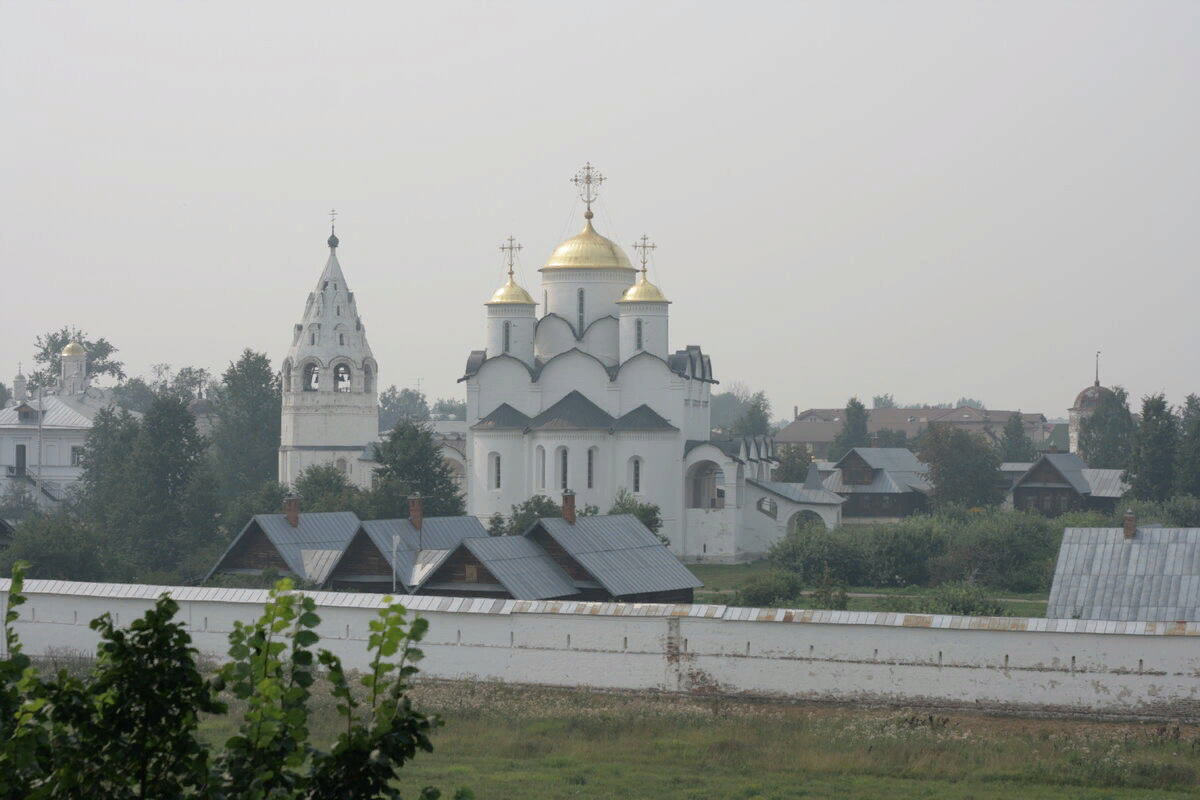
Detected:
[{"left": 4, "top": 580, "right": 1198, "bottom": 719}]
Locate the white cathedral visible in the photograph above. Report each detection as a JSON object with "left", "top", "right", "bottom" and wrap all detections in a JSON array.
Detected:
[{"left": 277, "top": 166, "right": 844, "bottom": 562}]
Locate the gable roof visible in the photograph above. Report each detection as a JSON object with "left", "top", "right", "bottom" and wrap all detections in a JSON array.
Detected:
[
  {"left": 747, "top": 478, "right": 845, "bottom": 507},
  {"left": 470, "top": 403, "right": 531, "bottom": 431},
  {"left": 208, "top": 511, "right": 362, "bottom": 584},
  {"left": 825, "top": 448, "right": 930, "bottom": 494},
  {"left": 527, "top": 391, "right": 614, "bottom": 431},
  {"left": 462, "top": 536, "right": 579, "bottom": 600},
  {"left": 1048, "top": 528, "right": 1200, "bottom": 621},
  {"left": 531, "top": 515, "right": 703, "bottom": 597},
  {"left": 358, "top": 516, "right": 489, "bottom": 591},
  {"left": 0, "top": 395, "right": 104, "bottom": 429},
  {"left": 1016, "top": 453, "right": 1091, "bottom": 496},
  {"left": 612, "top": 404, "right": 678, "bottom": 432},
  {"left": 1082, "top": 468, "right": 1128, "bottom": 498}
]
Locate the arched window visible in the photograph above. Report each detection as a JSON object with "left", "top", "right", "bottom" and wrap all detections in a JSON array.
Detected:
[
  {"left": 303, "top": 362, "right": 319, "bottom": 391},
  {"left": 310, "top": 332, "right": 316, "bottom": 346},
  {"left": 556, "top": 446, "right": 569, "bottom": 490},
  {"left": 363, "top": 364, "right": 374, "bottom": 394},
  {"left": 503, "top": 321, "right": 511, "bottom": 354},
  {"left": 756, "top": 497, "right": 778, "bottom": 519},
  {"left": 334, "top": 363, "right": 352, "bottom": 392},
  {"left": 335, "top": 458, "right": 348, "bottom": 475},
  {"left": 577, "top": 289, "right": 585, "bottom": 334},
  {"left": 587, "top": 448, "right": 595, "bottom": 489},
  {"left": 635, "top": 319, "right": 644, "bottom": 351},
  {"left": 633, "top": 457, "right": 642, "bottom": 493},
  {"left": 336, "top": 305, "right": 341, "bottom": 316},
  {"left": 536, "top": 446, "right": 546, "bottom": 489},
  {"left": 543, "top": 290, "right": 548, "bottom": 312},
  {"left": 339, "top": 333, "right": 345, "bottom": 346}
]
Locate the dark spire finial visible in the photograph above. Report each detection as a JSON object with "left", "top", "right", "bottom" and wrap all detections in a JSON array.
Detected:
[{"left": 328, "top": 208, "right": 339, "bottom": 249}]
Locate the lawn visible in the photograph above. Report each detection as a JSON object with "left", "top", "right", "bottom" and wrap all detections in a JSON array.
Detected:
[
  {"left": 238, "top": 681, "right": 1198, "bottom": 800},
  {"left": 689, "top": 562, "right": 1049, "bottom": 617}
]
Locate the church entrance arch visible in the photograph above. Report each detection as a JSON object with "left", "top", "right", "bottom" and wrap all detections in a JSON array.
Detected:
[
  {"left": 787, "top": 509, "right": 825, "bottom": 533},
  {"left": 686, "top": 460, "right": 725, "bottom": 509}
]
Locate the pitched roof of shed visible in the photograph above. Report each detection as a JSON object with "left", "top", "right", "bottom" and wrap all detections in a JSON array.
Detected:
[
  {"left": 359, "top": 516, "right": 488, "bottom": 590},
  {"left": 462, "top": 536, "right": 579, "bottom": 600},
  {"left": 825, "top": 448, "right": 930, "bottom": 494},
  {"left": 1047, "top": 528, "right": 1200, "bottom": 621},
  {"left": 1017, "top": 453, "right": 1091, "bottom": 495},
  {"left": 209, "top": 512, "right": 362, "bottom": 584},
  {"left": 531, "top": 515, "right": 703, "bottom": 597}
]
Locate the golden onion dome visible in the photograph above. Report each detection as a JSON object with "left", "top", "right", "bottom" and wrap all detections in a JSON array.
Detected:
[
  {"left": 61, "top": 342, "right": 86, "bottom": 357},
  {"left": 542, "top": 213, "right": 635, "bottom": 271},
  {"left": 618, "top": 272, "right": 670, "bottom": 304},
  {"left": 486, "top": 274, "right": 536, "bottom": 305}
]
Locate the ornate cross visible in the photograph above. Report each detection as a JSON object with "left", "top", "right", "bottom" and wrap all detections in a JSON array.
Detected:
[
  {"left": 571, "top": 162, "right": 605, "bottom": 213},
  {"left": 633, "top": 234, "right": 656, "bottom": 273},
  {"left": 499, "top": 235, "right": 523, "bottom": 275},
  {"left": 329, "top": 208, "right": 338, "bottom": 232}
]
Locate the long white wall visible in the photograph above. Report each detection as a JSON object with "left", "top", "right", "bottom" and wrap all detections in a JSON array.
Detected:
[{"left": 3, "top": 580, "right": 1198, "bottom": 720}]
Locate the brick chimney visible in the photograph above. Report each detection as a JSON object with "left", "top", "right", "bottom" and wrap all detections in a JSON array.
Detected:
[
  {"left": 284, "top": 495, "right": 300, "bottom": 528},
  {"left": 1123, "top": 509, "right": 1136, "bottom": 540},
  {"left": 562, "top": 489, "right": 576, "bottom": 524},
  {"left": 793, "top": 405, "right": 798, "bottom": 420},
  {"left": 1049, "top": 442, "right": 1059, "bottom": 454},
  {"left": 408, "top": 493, "right": 423, "bottom": 531}
]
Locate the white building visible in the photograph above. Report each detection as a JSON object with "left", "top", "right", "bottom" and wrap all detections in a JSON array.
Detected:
[
  {"left": 1, "top": 344, "right": 118, "bottom": 507},
  {"left": 462, "top": 165, "right": 842, "bottom": 562},
  {"left": 278, "top": 227, "right": 380, "bottom": 490}
]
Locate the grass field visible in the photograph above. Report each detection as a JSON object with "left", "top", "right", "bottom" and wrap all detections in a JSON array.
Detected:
[
  {"left": 689, "top": 562, "right": 1050, "bottom": 617},
  {"left": 201, "top": 680, "right": 1200, "bottom": 799}
]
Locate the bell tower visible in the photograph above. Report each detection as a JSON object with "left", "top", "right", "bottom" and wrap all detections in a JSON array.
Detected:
[{"left": 278, "top": 215, "right": 380, "bottom": 489}]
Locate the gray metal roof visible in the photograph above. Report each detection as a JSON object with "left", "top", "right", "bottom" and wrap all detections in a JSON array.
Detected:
[
  {"left": 463, "top": 536, "right": 579, "bottom": 600},
  {"left": 1082, "top": 469, "right": 1128, "bottom": 498},
  {"left": 359, "top": 516, "right": 488, "bottom": 590},
  {"left": 840, "top": 447, "right": 924, "bottom": 473},
  {"left": 470, "top": 403, "right": 531, "bottom": 430},
  {"left": 747, "top": 478, "right": 845, "bottom": 506},
  {"left": 612, "top": 404, "right": 678, "bottom": 431},
  {"left": 532, "top": 515, "right": 703, "bottom": 597},
  {"left": 0, "top": 396, "right": 103, "bottom": 429},
  {"left": 209, "top": 512, "right": 362, "bottom": 584},
  {"left": 1017, "top": 453, "right": 1091, "bottom": 495},
  {"left": 824, "top": 449, "right": 930, "bottom": 494},
  {"left": 1047, "top": 527, "right": 1200, "bottom": 621},
  {"left": 528, "top": 391, "right": 614, "bottom": 431},
  {"left": 999, "top": 462, "right": 1035, "bottom": 474}
]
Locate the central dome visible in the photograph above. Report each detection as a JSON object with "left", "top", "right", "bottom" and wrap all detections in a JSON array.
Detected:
[
  {"left": 1073, "top": 382, "right": 1114, "bottom": 411},
  {"left": 542, "top": 215, "right": 634, "bottom": 271},
  {"left": 61, "top": 342, "right": 86, "bottom": 357}
]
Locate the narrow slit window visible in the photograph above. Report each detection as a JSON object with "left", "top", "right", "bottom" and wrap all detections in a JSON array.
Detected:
[
  {"left": 503, "top": 321, "right": 511, "bottom": 353},
  {"left": 635, "top": 319, "right": 643, "bottom": 350},
  {"left": 494, "top": 454, "right": 502, "bottom": 489},
  {"left": 561, "top": 448, "right": 569, "bottom": 490},
  {"left": 587, "top": 449, "right": 594, "bottom": 489},
  {"left": 577, "top": 289, "right": 585, "bottom": 333},
  {"left": 633, "top": 458, "right": 641, "bottom": 493}
]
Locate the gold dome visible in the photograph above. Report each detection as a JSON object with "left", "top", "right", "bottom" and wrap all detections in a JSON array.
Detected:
[
  {"left": 542, "top": 214, "right": 635, "bottom": 271},
  {"left": 618, "top": 272, "right": 670, "bottom": 304},
  {"left": 486, "top": 274, "right": 536, "bottom": 305},
  {"left": 61, "top": 342, "right": 86, "bottom": 357}
]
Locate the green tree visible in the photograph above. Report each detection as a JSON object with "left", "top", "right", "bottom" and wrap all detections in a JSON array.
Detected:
[
  {"left": 211, "top": 350, "right": 282, "bottom": 502},
  {"left": 30, "top": 326, "right": 125, "bottom": 388},
  {"left": 1176, "top": 394, "right": 1200, "bottom": 497},
  {"left": 379, "top": 386, "right": 430, "bottom": 431},
  {"left": 829, "top": 397, "right": 869, "bottom": 461},
  {"left": 431, "top": 397, "right": 467, "bottom": 421},
  {"left": 608, "top": 487, "right": 666, "bottom": 543},
  {"left": 731, "top": 390, "right": 772, "bottom": 437},
  {"left": 956, "top": 397, "right": 984, "bottom": 409},
  {"left": 111, "top": 377, "right": 158, "bottom": 413},
  {"left": 1078, "top": 386, "right": 1134, "bottom": 469},
  {"left": 0, "top": 512, "right": 105, "bottom": 581},
  {"left": 0, "top": 381, "right": 9, "bottom": 407},
  {"left": 872, "top": 393, "right": 897, "bottom": 409},
  {"left": 921, "top": 425, "right": 1003, "bottom": 509},
  {"left": 222, "top": 480, "right": 289, "bottom": 536},
  {"left": 1125, "top": 393, "right": 1178, "bottom": 502},
  {"left": 370, "top": 419, "right": 465, "bottom": 518},
  {"left": 709, "top": 381, "right": 752, "bottom": 435},
  {"left": 294, "top": 464, "right": 362, "bottom": 512},
  {"left": 773, "top": 444, "right": 812, "bottom": 482},
  {"left": 78, "top": 406, "right": 142, "bottom": 535},
  {"left": 0, "top": 483, "right": 37, "bottom": 525},
  {"left": 998, "top": 410, "right": 1036, "bottom": 462},
  {"left": 493, "top": 495, "right": 562, "bottom": 535},
  {"left": 874, "top": 429, "right": 908, "bottom": 448}
]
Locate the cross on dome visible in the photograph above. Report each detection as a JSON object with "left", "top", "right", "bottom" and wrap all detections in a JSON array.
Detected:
[
  {"left": 500, "top": 235, "right": 523, "bottom": 277},
  {"left": 327, "top": 208, "right": 340, "bottom": 249},
  {"left": 571, "top": 162, "right": 605, "bottom": 218},
  {"left": 633, "top": 234, "right": 656, "bottom": 275}
]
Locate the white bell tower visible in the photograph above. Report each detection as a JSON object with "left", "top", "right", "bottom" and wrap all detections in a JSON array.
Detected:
[{"left": 278, "top": 214, "right": 380, "bottom": 490}]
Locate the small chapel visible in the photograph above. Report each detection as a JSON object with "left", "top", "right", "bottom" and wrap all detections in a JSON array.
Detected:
[{"left": 461, "top": 165, "right": 842, "bottom": 562}]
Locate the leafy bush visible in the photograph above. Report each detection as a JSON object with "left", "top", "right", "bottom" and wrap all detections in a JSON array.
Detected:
[
  {"left": 0, "top": 563, "right": 472, "bottom": 799},
  {"left": 734, "top": 571, "right": 804, "bottom": 607},
  {"left": 886, "top": 581, "right": 1008, "bottom": 617}
]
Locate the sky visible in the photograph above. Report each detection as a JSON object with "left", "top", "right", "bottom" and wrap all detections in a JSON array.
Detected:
[{"left": 3, "top": 1, "right": 1198, "bottom": 422}]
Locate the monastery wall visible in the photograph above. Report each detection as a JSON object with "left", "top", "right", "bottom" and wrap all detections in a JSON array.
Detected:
[{"left": 3, "top": 580, "right": 1198, "bottom": 720}]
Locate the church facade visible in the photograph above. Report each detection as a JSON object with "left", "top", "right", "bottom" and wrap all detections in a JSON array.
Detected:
[{"left": 461, "top": 165, "right": 841, "bottom": 562}]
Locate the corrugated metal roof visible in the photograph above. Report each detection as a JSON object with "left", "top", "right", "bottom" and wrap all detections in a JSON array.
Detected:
[
  {"left": 464, "top": 536, "right": 579, "bottom": 599},
  {"left": 1082, "top": 469, "right": 1128, "bottom": 498},
  {"left": 359, "top": 517, "right": 488, "bottom": 590},
  {"left": 1017, "top": 453, "right": 1091, "bottom": 495},
  {"left": 747, "top": 478, "right": 844, "bottom": 506},
  {"left": 252, "top": 512, "right": 362, "bottom": 583},
  {"left": 533, "top": 515, "right": 703, "bottom": 597},
  {"left": 1047, "top": 527, "right": 1200, "bottom": 621},
  {"left": 1000, "top": 462, "right": 1034, "bottom": 474},
  {"left": 0, "top": 396, "right": 100, "bottom": 429}
]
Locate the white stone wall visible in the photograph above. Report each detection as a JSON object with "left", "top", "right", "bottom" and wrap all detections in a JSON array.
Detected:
[{"left": 5, "top": 580, "right": 1198, "bottom": 719}]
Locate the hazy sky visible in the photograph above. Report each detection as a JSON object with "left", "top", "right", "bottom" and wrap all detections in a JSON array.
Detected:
[{"left": 3, "top": 1, "right": 1197, "bottom": 421}]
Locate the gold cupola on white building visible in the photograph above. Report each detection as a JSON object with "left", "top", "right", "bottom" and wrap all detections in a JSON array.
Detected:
[{"left": 486, "top": 236, "right": 536, "bottom": 366}]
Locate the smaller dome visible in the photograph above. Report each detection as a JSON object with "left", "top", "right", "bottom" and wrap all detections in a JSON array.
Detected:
[
  {"left": 486, "top": 275, "right": 535, "bottom": 305},
  {"left": 188, "top": 396, "right": 216, "bottom": 415},
  {"left": 61, "top": 342, "right": 86, "bottom": 357},
  {"left": 1074, "top": 382, "right": 1114, "bottom": 411},
  {"left": 617, "top": 273, "right": 670, "bottom": 304},
  {"left": 328, "top": 232, "right": 340, "bottom": 249}
]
